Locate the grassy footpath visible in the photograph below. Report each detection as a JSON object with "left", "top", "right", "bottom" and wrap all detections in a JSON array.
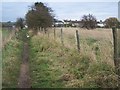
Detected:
[
  {"left": 2, "top": 29, "right": 25, "bottom": 88},
  {"left": 29, "top": 34, "right": 118, "bottom": 88}
]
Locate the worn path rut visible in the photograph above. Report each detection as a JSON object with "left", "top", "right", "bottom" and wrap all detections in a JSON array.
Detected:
[{"left": 18, "top": 40, "right": 30, "bottom": 88}]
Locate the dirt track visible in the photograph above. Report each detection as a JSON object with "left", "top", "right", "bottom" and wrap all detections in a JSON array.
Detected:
[{"left": 18, "top": 42, "right": 30, "bottom": 88}]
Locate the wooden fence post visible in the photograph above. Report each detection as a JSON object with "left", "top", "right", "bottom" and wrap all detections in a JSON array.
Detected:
[
  {"left": 117, "top": 27, "right": 120, "bottom": 88},
  {"left": 112, "top": 27, "right": 120, "bottom": 88},
  {"left": 60, "top": 28, "right": 64, "bottom": 45},
  {"left": 112, "top": 27, "right": 118, "bottom": 65},
  {"left": 76, "top": 30, "right": 80, "bottom": 53}
]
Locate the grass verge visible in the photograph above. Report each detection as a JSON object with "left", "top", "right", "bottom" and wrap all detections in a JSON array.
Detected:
[
  {"left": 29, "top": 33, "right": 118, "bottom": 88},
  {"left": 2, "top": 37, "right": 23, "bottom": 88}
]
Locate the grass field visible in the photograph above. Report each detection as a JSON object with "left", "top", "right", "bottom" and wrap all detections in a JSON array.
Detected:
[
  {"left": 29, "top": 28, "right": 118, "bottom": 88},
  {"left": 2, "top": 28, "right": 15, "bottom": 47},
  {"left": 1, "top": 27, "right": 118, "bottom": 88},
  {"left": 2, "top": 29, "right": 12, "bottom": 41}
]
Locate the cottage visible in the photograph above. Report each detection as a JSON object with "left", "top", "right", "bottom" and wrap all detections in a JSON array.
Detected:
[
  {"left": 97, "top": 20, "right": 105, "bottom": 28},
  {"left": 63, "top": 20, "right": 83, "bottom": 27},
  {"left": 53, "top": 19, "right": 64, "bottom": 27}
]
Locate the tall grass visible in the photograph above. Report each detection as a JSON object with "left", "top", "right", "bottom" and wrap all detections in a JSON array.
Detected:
[
  {"left": 2, "top": 36, "right": 22, "bottom": 88},
  {"left": 2, "top": 29, "right": 15, "bottom": 47},
  {"left": 29, "top": 28, "right": 118, "bottom": 88}
]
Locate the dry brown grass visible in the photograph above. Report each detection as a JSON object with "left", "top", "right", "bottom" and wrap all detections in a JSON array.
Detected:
[
  {"left": 30, "top": 28, "right": 118, "bottom": 88},
  {"left": 47, "top": 27, "right": 114, "bottom": 66}
]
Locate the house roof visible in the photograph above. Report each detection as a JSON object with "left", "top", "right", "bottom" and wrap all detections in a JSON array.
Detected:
[{"left": 64, "top": 20, "right": 81, "bottom": 23}]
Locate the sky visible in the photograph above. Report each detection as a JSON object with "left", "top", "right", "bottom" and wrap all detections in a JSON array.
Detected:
[{"left": 1, "top": 0, "right": 119, "bottom": 22}]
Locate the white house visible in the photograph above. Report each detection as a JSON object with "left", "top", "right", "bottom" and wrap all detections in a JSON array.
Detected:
[
  {"left": 97, "top": 20, "right": 105, "bottom": 28},
  {"left": 53, "top": 19, "right": 64, "bottom": 27}
]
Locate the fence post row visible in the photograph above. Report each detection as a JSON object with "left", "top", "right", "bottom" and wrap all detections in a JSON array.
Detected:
[
  {"left": 76, "top": 30, "right": 80, "bottom": 53},
  {"left": 112, "top": 27, "right": 120, "bottom": 88}
]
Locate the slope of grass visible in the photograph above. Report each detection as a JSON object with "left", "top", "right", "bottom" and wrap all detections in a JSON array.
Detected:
[
  {"left": 29, "top": 31, "right": 118, "bottom": 88},
  {"left": 2, "top": 36, "right": 23, "bottom": 88}
]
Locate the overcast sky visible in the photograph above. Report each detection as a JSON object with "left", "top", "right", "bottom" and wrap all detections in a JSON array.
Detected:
[{"left": 1, "top": 0, "right": 119, "bottom": 22}]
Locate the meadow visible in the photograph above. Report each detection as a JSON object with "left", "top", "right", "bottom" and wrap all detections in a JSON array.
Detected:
[
  {"left": 2, "top": 27, "right": 118, "bottom": 88},
  {"left": 29, "top": 27, "right": 118, "bottom": 88}
]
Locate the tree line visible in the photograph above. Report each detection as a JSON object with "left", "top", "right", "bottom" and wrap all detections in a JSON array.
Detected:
[{"left": 15, "top": 2, "right": 120, "bottom": 31}]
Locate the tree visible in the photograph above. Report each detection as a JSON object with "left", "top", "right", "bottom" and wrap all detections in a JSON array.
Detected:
[
  {"left": 104, "top": 17, "right": 119, "bottom": 28},
  {"left": 16, "top": 18, "right": 24, "bottom": 29},
  {"left": 26, "top": 2, "right": 54, "bottom": 34},
  {"left": 81, "top": 14, "right": 97, "bottom": 29}
]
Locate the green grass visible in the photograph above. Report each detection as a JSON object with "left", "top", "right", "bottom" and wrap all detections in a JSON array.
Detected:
[
  {"left": 29, "top": 34, "right": 118, "bottom": 88},
  {"left": 2, "top": 35, "right": 23, "bottom": 88},
  {"left": 86, "top": 38, "right": 98, "bottom": 46},
  {"left": 2, "top": 28, "right": 118, "bottom": 88},
  {"left": 2, "top": 29, "right": 30, "bottom": 88},
  {"left": 30, "top": 36, "right": 65, "bottom": 88},
  {"left": 2, "top": 29, "right": 12, "bottom": 41}
]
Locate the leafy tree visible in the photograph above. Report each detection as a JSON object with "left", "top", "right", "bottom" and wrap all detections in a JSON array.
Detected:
[
  {"left": 26, "top": 2, "right": 54, "bottom": 34},
  {"left": 16, "top": 18, "right": 24, "bottom": 29},
  {"left": 104, "top": 17, "right": 119, "bottom": 28},
  {"left": 81, "top": 14, "right": 97, "bottom": 29}
]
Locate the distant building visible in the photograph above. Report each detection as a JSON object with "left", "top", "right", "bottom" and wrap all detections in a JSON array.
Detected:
[
  {"left": 63, "top": 20, "right": 83, "bottom": 27},
  {"left": 97, "top": 20, "right": 105, "bottom": 28},
  {"left": 63, "top": 20, "right": 71, "bottom": 27},
  {"left": 97, "top": 23, "right": 104, "bottom": 27},
  {"left": 53, "top": 19, "right": 105, "bottom": 28},
  {"left": 53, "top": 19, "right": 64, "bottom": 27},
  {"left": 71, "top": 20, "right": 82, "bottom": 27}
]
